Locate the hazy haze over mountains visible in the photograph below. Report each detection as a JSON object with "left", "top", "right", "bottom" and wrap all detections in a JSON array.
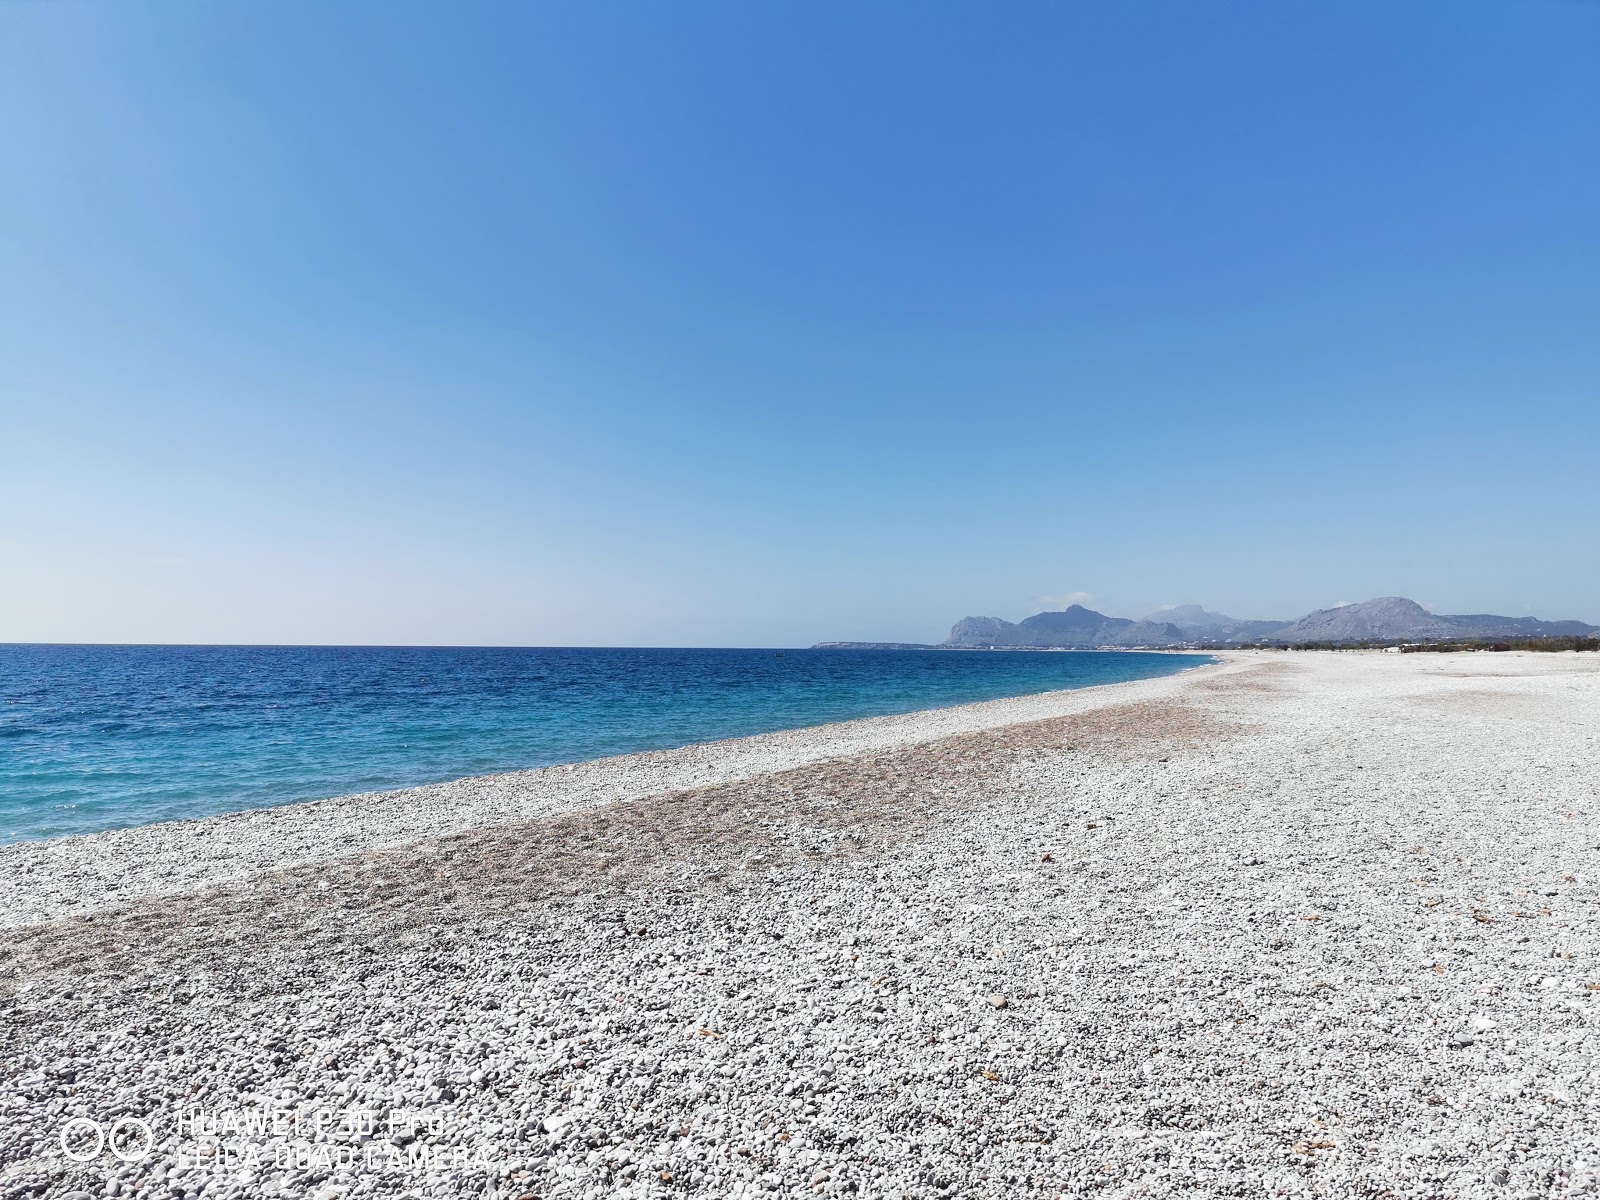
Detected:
[
  {"left": 1141, "top": 605, "right": 1291, "bottom": 643},
  {"left": 813, "top": 597, "right": 1600, "bottom": 649}
]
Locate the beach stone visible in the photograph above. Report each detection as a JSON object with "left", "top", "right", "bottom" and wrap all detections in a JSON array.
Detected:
[{"left": 9, "top": 651, "right": 1600, "bottom": 1198}]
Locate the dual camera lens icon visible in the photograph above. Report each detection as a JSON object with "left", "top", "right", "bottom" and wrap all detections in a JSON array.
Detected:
[{"left": 59, "top": 1117, "right": 155, "bottom": 1163}]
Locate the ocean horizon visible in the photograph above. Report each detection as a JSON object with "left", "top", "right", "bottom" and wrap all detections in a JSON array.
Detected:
[{"left": 0, "top": 644, "right": 1210, "bottom": 842}]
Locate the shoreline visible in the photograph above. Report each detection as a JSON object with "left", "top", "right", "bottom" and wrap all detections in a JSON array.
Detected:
[
  {"left": 0, "top": 645, "right": 1216, "bottom": 849},
  {"left": 0, "top": 651, "right": 1232, "bottom": 929},
  {"left": 5, "top": 649, "right": 1599, "bottom": 1198}
]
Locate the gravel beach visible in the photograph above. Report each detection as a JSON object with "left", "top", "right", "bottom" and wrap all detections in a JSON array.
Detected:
[{"left": 3, "top": 650, "right": 1598, "bottom": 1199}]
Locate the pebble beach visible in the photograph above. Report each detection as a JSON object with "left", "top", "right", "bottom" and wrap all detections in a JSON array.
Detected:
[{"left": 3, "top": 649, "right": 1599, "bottom": 1199}]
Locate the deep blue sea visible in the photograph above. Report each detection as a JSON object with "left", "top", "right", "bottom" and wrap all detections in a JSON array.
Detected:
[{"left": 0, "top": 645, "right": 1210, "bottom": 842}]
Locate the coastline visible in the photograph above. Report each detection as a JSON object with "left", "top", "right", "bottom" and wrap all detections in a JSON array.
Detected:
[
  {"left": 5, "top": 649, "right": 1599, "bottom": 1198},
  {"left": 0, "top": 651, "right": 1229, "bottom": 929},
  {"left": 0, "top": 644, "right": 1216, "bottom": 847}
]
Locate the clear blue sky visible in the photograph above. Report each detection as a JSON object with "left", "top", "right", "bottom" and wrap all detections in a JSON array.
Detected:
[{"left": 2, "top": 1, "right": 1596, "bottom": 646}]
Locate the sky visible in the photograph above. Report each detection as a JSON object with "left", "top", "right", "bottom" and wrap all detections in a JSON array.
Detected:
[{"left": 2, "top": 0, "right": 1597, "bottom": 646}]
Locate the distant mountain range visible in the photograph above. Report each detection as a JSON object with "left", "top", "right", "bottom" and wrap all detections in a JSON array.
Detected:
[
  {"left": 815, "top": 596, "right": 1598, "bottom": 650},
  {"left": 1258, "top": 597, "right": 1597, "bottom": 645}
]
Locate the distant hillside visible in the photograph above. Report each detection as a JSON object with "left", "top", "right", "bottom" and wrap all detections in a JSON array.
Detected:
[
  {"left": 1268, "top": 597, "right": 1459, "bottom": 643},
  {"left": 945, "top": 605, "right": 1186, "bottom": 649},
  {"left": 1268, "top": 597, "right": 1600, "bottom": 644},
  {"left": 892, "top": 597, "right": 1599, "bottom": 650},
  {"left": 814, "top": 596, "right": 1596, "bottom": 650},
  {"left": 1142, "top": 605, "right": 1292, "bottom": 643},
  {"left": 1439, "top": 614, "right": 1599, "bottom": 639}
]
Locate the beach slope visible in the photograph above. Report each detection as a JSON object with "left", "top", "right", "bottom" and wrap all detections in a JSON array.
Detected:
[{"left": 3, "top": 651, "right": 1598, "bottom": 1198}]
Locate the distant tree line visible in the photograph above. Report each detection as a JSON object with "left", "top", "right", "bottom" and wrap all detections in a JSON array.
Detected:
[
  {"left": 1198, "top": 640, "right": 1393, "bottom": 651},
  {"left": 1397, "top": 637, "right": 1599, "bottom": 653},
  {"left": 1195, "top": 637, "right": 1599, "bottom": 653}
]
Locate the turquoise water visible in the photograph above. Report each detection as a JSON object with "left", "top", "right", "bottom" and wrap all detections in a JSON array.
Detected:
[{"left": 0, "top": 645, "right": 1210, "bottom": 841}]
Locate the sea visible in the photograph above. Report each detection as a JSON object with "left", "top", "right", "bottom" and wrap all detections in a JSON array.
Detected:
[{"left": 0, "top": 645, "right": 1211, "bottom": 842}]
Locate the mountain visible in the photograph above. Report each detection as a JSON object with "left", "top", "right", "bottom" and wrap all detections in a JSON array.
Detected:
[
  {"left": 945, "top": 616, "right": 1021, "bottom": 645},
  {"left": 1440, "top": 614, "right": 1599, "bottom": 639},
  {"left": 1104, "top": 620, "right": 1189, "bottom": 647},
  {"left": 925, "top": 596, "right": 1599, "bottom": 650},
  {"left": 1142, "top": 604, "right": 1235, "bottom": 631},
  {"left": 1269, "top": 597, "right": 1600, "bottom": 643},
  {"left": 1143, "top": 604, "right": 1292, "bottom": 643},
  {"left": 1269, "top": 597, "right": 1460, "bottom": 643},
  {"left": 945, "top": 605, "right": 1186, "bottom": 649}
]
